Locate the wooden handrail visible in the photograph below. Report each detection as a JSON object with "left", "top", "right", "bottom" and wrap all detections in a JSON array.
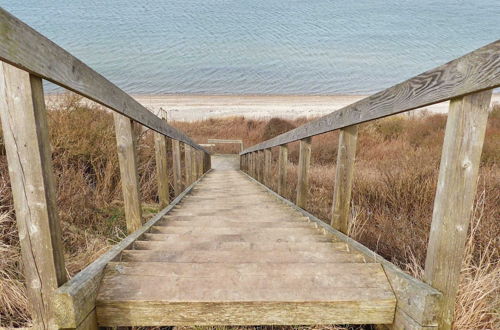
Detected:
[
  {"left": 241, "top": 40, "right": 500, "bottom": 154},
  {"left": 0, "top": 8, "right": 207, "bottom": 153}
]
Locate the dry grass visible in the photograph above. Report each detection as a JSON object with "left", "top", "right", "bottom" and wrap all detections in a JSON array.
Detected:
[{"left": 0, "top": 96, "right": 498, "bottom": 329}]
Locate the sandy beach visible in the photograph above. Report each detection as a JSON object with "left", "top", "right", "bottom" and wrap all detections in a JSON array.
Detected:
[
  {"left": 132, "top": 94, "right": 500, "bottom": 121},
  {"left": 47, "top": 93, "right": 500, "bottom": 122}
]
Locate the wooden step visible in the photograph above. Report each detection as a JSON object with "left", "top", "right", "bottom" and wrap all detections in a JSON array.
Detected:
[
  {"left": 157, "top": 219, "right": 313, "bottom": 228},
  {"left": 142, "top": 232, "right": 332, "bottom": 243},
  {"left": 162, "top": 215, "right": 310, "bottom": 222},
  {"left": 96, "top": 262, "right": 396, "bottom": 326},
  {"left": 149, "top": 226, "right": 320, "bottom": 236},
  {"left": 133, "top": 240, "right": 348, "bottom": 252},
  {"left": 120, "top": 249, "right": 365, "bottom": 263}
]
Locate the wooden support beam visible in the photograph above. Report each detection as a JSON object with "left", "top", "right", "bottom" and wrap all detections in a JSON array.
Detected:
[
  {"left": 114, "top": 113, "right": 143, "bottom": 234},
  {"left": 172, "top": 139, "right": 182, "bottom": 196},
  {"left": 331, "top": 125, "right": 359, "bottom": 234},
  {"left": 251, "top": 153, "right": 255, "bottom": 177},
  {"left": 278, "top": 145, "right": 288, "bottom": 196},
  {"left": 0, "top": 63, "right": 67, "bottom": 328},
  {"left": 191, "top": 147, "right": 198, "bottom": 181},
  {"left": 197, "top": 150, "right": 203, "bottom": 177},
  {"left": 154, "top": 116, "right": 170, "bottom": 208},
  {"left": 184, "top": 144, "right": 193, "bottom": 185},
  {"left": 264, "top": 148, "right": 272, "bottom": 186},
  {"left": 296, "top": 137, "right": 312, "bottom": 208},
  {"left": 424, "top": 89, "right": 492, "bottom": 330},
  {"left": 258, "top": 150, "right": 264, "bottom": 182}
]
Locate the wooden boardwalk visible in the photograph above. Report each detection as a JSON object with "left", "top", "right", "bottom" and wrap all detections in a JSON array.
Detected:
[{"left": 96, "top": 156, "right": 396, "bottom": 326}]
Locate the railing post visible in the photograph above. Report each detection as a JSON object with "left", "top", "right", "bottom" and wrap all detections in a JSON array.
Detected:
[
  {"left": 114, "top": 112, "right": 143, "bottom": 234},
  {"left": 198, "top": 150, "right": 204, "bottom": 176},
  {"left": 296, "top": 137, "right": 312, "bottom": 208},
  {"left": 331, "top": 125, "right": 359, "bottom": 234},
  {"left": 258, "top": 150, "right": 264, "bottom": 182},
  {"left": 278, "top": 145, "right": 288, "bottom": 196},
  {"left": 424, "top": 90, "right": 492, "bottom": 330},
  {"left": 154, "top": 113, "right": 170, "bottom": 208},
  {"left": 191, "top": 147, "right": 197, "bottom": 180},
  {"left": 0, "top": 63, "right": 68, "bottom": 329},
  {"left": 171, "top": 139, "right": 182, "bottom": 195},
  {"left": 184, "top": 144, "right": 193, "bottom": 185},
  {"left": 264, "top": 148, "right": 272, "bottom": 186}
]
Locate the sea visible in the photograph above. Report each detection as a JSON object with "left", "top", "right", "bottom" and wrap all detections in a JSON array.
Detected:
[{"left": 1, "top": 0, "right": 498, "bottom": 95}]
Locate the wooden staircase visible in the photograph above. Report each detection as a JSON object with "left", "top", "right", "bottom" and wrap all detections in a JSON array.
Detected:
[{"left": 95, "top": 162, "right": 396, "bottom": 326}]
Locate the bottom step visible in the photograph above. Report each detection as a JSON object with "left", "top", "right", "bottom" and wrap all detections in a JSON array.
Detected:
[{"left": 96, "top": 262, "right": 396, "bottom": 326}]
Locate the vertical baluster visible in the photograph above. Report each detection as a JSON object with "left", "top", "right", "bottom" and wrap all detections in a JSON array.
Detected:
[
  {"left": 278, "top": 145, "right": 288, "bottom": 196},
  {"left": 296, "top": 137, "right": 312, "bottom": 208},
  {"left": 424, "top": 90, "right": 492, "bottom": 330},
  {"left": 154, "top": 112, "right": 170, "bottom": 208},
  {"left": 0, "top": 63, "right": 68, "bottom": 328},
  {"left": 184, "top": 144, "right": 193, "bottom": 185},
  {"left": 113, "top": 112, "right": 142, "bottom": 233},
  {"left": 331, "top": 125, "right": 358, "bottom": 234},
  {"left": 172, "top": 139, "right": 182, "bottom": 195},
  {"left": 264, "top": 148, "right": 272, "bottom": 186}
]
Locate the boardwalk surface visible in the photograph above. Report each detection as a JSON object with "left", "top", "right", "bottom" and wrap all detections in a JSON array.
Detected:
[{"left": 96, "top": 155, "right": 396, "bottom": 326}]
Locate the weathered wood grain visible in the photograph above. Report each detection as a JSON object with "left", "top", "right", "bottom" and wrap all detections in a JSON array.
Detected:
[
  {"left": 172, "top": 139, "right": 183, "bottom": 195},
  {"left": 424, "top": 90, "right": 492, "bottom": 330},
  {"left": 154, "top": 112, "right": 170, "bottom": 208},
  {"left": 277, "top": 145, "right": 288, "bottom": 196},
  {"left": 242, "top": 170, "right": 442, "bottom": 327},
  {"left": 0, "top": 63, "right": 67, "bottom": 329},
  {"left": 241, "top": 40, "right": 500, "bottom": 154},
  {"left": 331, "top": 125, "right": 358, "bottom": 234},
  {"left": 0, "top": 9, "right": 207, "bottom": 152},
  {"left": 207, "top": 138, "right": 244, "bottom": 151},
  {"left": 113, "top": 113, "right": 142, "bottom": 233},
  {"left": 53, "top": 170, "right": 211, "bottom": 328},
  {"left": 264, "top": 148, "right": 272, "bottom": 186},
  {"left": 296, "top": 137, "right": 312, "bottom": 208},
  {"left": 185, "top": 144, "right": 194, "bottom": 184},
  {"left": 97, "top": 301, "right": 395, "bottom": 326},
  {"left": 96, "top": 164, "right": 396, "bottom": 326}
]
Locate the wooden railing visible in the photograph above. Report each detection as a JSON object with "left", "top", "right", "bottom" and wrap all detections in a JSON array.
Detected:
[
  {"left": 0, "top": 8, "right": 211, "bottom": 329},
  {"left": 240, "top": 40, "right": 500, "bottom": 330}
]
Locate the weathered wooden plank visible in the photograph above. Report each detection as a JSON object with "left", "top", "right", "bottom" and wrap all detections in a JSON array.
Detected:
[
  {"left": 0, "top": 63, "right": 67, "bottom": 329},
  {"left": 97, "top": 301, "right": 395, "bottom": 326},
  {"left": 133, "top": 240, "right": 347, "bottom": 252},
  {"left": 120, "top": 249, "right": 365, "bottom": 263},
  {"left": 184, "top": 143, "right": 193, "bottom": 185},
  {"left": 0, "top": 9, "right": 207, "bottom": 152},
  {"left": 207, "top": 138, "right": 244, "bottom": 151},
  {"left": 191, "top": 146, "right": 198, "bottom": 181},
  {"left": 113, "top": 113, "right": 142, "bottom": 233},
  {"left": 296, "top": 137, "right": 312, "bottom": 208},
  {"left": 331, "top": 125, "right": 358, "bottom": 234},
  {"left": 242, "top": 171, "right": 442, "bottom": 326},
  {"left": 277, "top": 144, "right": 288, "bottom": 196},
  {"left": 264, "top": 148, "right": 272, "bottom": 186},
  {"left": 424, "top": 90, "right": 492, "bottom": 330},
  {"left": 197, "top": 150, "right": 204, "bottom": 177},
  {"left": 53, "top": 170, "right": 211, "bottom": 328},
  {"left": 241, "top": 40, "right": 500, "bottom": 154},
  {"left": 172, "top": 139, "right": 183, "bottom": 196},
  {"left": 154, "top": 112, "right": 170, "bottom": 208},
  {"left": 142, "top": 232, "right": 332, "bottom": 244},
  {"left": 97, "top": 262, "right": 394, "bottom": 326}
]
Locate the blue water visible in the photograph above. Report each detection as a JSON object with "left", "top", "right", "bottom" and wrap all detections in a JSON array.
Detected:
[{"left": 1, "top": 0, "right": 498, "bottom": 94}]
